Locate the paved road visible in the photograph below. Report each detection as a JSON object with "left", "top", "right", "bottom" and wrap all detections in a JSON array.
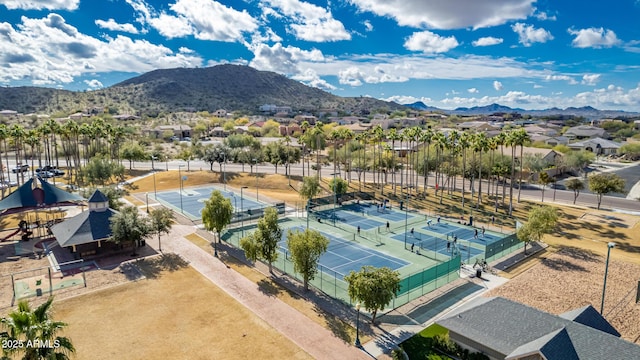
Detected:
[
  {"left": 132, "top": 159, "right": 640, "bottom": 213},
  {"left": 7, "top": 158, "right": 640, "bottom": 212}
]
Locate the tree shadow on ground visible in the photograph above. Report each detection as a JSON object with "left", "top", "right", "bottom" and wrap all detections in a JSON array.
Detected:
[
  {"left": 257, "top": 278, "right": 282, "bottom": 297},
  {"left": 134, "top": 253, "right": 189, "bottom": 279},
  {"left": 540, "top": 246, "right": 601, "bottom": 272}
]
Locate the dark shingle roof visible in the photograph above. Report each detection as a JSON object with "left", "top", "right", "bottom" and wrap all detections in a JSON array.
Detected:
[
  {"left": 51, "top": 208, "right": 117, "bottom": 247},
  {"left": 88, "top": 189, "right": 109, "bottom": 203},
  {"left": 437, "top": 297, "right": 640, "bottom": 359},
  {"left": 559, "top": 305, "right": 621, "bottom": 337}
]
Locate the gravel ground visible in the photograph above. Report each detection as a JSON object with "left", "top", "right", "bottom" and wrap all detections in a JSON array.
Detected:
[{"left": 487, "top": 247, "right": 640, "bottom": 343}]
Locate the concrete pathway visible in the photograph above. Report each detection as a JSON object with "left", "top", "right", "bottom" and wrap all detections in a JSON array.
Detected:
[{"left": 148, "top": 224, "right": 370, "bottom": 360}]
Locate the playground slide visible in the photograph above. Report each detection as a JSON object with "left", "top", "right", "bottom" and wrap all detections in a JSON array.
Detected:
[{"left": 1, "top": 229, "right": 21, "bottom": 242}]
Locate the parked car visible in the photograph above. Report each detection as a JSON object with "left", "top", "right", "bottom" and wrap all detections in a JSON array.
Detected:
[
  {"left": 38, "top": 171, "right": 55, "bottom": 178},
  {"left": 36, "top": 166, "right": 64, "bottom": 176},
  {"left": 11, "top": 164, "right": 29, "bottom": 173},
  {"left": 170, "top": 136, "right": 180, "bottom": 141},
  {"left": 182, "top": 137, "right": 192, "bottom": 142},
  {"left": 0, "top": 180, "right": 18, "bottom": 188},
  {"left": 549, "top": 183, "right": 566, "bottom": 190}
]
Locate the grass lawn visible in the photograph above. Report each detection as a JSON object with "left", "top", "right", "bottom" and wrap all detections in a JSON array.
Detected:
[
  {"left": 400, "top": 323, "right": 451, "bottom": 359},
  {"left": 54, "top": 260, "right": 311, "bottom": 360},
  {"left": 184, "top": 233, "right": 370, "bottom": 345}
]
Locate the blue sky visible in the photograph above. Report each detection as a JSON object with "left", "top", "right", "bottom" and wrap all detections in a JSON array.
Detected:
[{"left": 1, "top": 0, "right": 640, "bottom": 111}]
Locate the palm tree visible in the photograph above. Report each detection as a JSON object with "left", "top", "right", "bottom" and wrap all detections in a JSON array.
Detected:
[
  {"left": 0, "top": 124, "right": 10, "bottom": 197},
  {"left": 0, "top": 297, "right": 75, "bottom": 360},
  {"left": 420, "top": 128, "right": 433, "bottom": 194},
  {"left": 494, "top": 131, "right": 508, "bottom": 207},
  {"left": 309, "top": 122, "right": 325, "bottom": 179},
  {"left": 339, "top": 128, "right": 354, "bottom": 183},
  {"left": 514, "top": 128, "right": 530, "bottom": 203},
  {"left": 299, "top": 120, "right": 310, "bottom": 177},
  {"left": 9, "top": 125, "right": 26, "bottom": 185},
  {"left": 474, "top": 133, "right": 489, "bottom": 207},
  {"left": 328, "top": 128, "right": 341, "bottom": 179},
  {"left": 458, "top": 131, "right": 471, "bottom": 208},
  {"left": 387, "top": 128, "right": 400, "bottom": 194},
  {"left": 433, "top": 132, "right": 447, "bottom": 204},
  {"left": 23, "top": 130, "right": 40, "bottom": 178}
]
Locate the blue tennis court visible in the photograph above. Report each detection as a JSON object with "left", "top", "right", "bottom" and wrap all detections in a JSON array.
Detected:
[
  {"left": 314, "top": 209, "right": 383, "bottom": 230},
  {"left": 154, "top": 186, "right": 266, "bottom": 219},
  {"left": 343, "top": 203, "right": 414, "bottom": 222},
  {"left": 422, "top": 222, "right": 502, "bottom": 245},
  {"left": 281, "top": 226, "right": 409, "bottom": 279},
  {"left": 392, "top": 232, "right": 484, "bottom": 259}
]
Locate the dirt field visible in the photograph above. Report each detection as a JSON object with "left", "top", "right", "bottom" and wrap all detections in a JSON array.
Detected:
[
  {"left": 54, "top": 258, "right": 311, "bottom": 360},
  {"left": 487, "top": 247, "right": 640, "bottom": 342}
]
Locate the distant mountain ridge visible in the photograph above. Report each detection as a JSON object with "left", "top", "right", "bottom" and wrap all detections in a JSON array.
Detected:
[
  {"left": 405, "top": 102, "right": 639, "bottom": 119},
  {"left": 0, "top": 64, "right": 405, "bottom": 116}
]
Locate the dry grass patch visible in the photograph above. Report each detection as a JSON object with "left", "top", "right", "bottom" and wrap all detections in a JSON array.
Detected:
[
  {"left": 184, "top": 233, "right": 370, "bottom": 345},
  {"left": 487, "top": 247, "right": 640, "bottom": 342},
  {"left": 54, "top": 265, "right": 311, "bottom": 360}
]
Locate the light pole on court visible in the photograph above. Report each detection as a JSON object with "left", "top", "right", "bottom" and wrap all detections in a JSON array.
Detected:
[
  {"left": 253, "top": 158, "right": 259, "bottom": 201},
  {"left": 178, "top": 164, "right": 185, "bottom": 214},
  {"left": 240, "top": 186, "right": 248, "bottom": 237},
  {"left": 403, "top": 190, "right": 409, "bottom": 250},
  {"left": 601, "top": 242, "right": 616, "bottom": 314},
  {"left": 330, "top": 172, "right": 338, "bottom": 226}
]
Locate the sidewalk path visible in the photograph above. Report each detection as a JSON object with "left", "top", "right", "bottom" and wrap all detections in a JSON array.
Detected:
[{"left": 150, "top": 224, "right": 369, "bottom": 360}]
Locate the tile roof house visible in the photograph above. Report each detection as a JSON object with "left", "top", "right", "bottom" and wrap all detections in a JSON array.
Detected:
[
  {"left": 564, "top": 125, "right": 610, "bottom": 140},
  {"left": 568, "top": 137, "right": 622, "bottom": 155},
  {"left": 437, "top": 297, "right": 640, "bottom": 360}
]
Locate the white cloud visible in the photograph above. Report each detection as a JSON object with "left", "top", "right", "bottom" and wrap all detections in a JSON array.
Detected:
[
  {"left": 468, "top": 88, "right": 479, "bottom": 93},
  {"left": 178, "top": 47, "right": 194, "bottom": 54},
  {"left": 248, "top": 42, "right": 325, "bottom": 75},
  {"left": 493, "top": 80, "right": 503, "bottom": 90},
  {"left": 260, "top": 0, "right": 350, "bottom": 42},
  {"left": 581, "top": 74, "right": 601, "bottom": 85},
  {"left": 404, "top": 31, "right": 458, "bottom": 53},
  {"left": 544, "top": 74, "right": 577, "bottom": 84},
  {"left": 339, "top": 67, "right": 365, "bottom": 86},
  {"left": 84, "top": 79, "right": 103, "bottom": 89},
  {"left": 533, "top": 84, "right": 543, "bottom": 89},
  {"left": 0, "top": 0, "right": 78, "bottom": 10},
  {"left": 291, "top": 68, "right": 336, "bottom": 90},
  {"left": 148, "top": 13, "right": 192, "bottom": 39},
  {"left": 535, "top": 11, "right": 556, "bottom": 21},
  {"left": 0, "top": 14, "right": 202, "bottom": 85},
  {"left": 569, "top": 27, "right": 621, "bottom": 48},
  {"left": 472, "top": 36, "right": 503, "bottom": 47},
  {"left": 511, "top": 23, "right": 553, "bottom": 46},
  {"left": 95, "top": 19, "right": 139, "bottom": 34},
  {"left": 384, "top": 95, "right": 433, "bottom": 105},
  {"left": 363, "top": 20, "right": 373, "bottom": 32},
  {"left": 348, "top": 0, "right": 534, "bottom": 29}
]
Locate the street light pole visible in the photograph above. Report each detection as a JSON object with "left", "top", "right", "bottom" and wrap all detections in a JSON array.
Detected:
[
  {"left": 354, "top": 303, "right": 361, "bottom": 348},
  {"left": 241, "top": 186, "right": 248, "bottom": 237},
  {"left": 404, "top": 191, "right": 408, "bottom": 250},
  {"left": 146, "top": 192, "right": 149, "bottom": 213},
  {"left": 601, "top": 242, "right": 616, "bottom": 314},
  {"left": 178, "top": 164, "right": 185, "bottom": 214},
  {"left": 221, "top": 152, "right": 226, "bottom": 191}
]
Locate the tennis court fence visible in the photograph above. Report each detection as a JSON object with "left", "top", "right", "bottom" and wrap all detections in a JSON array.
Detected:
[
  {"left": 484, "top": 232, "right": 521, "bottom": 262},
  {"left": 222, "top": 225, "right": 464, "bottom": 312}
]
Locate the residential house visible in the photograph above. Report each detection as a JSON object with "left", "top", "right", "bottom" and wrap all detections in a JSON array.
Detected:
[
  {"left": 211, "top": 126, "right": 228, "bottom": 138},
  {"left": 279, "top": 124, "right": 301, "bottom": 136},
  {"left": 524, "top": 125, "right": 558, "bottom": 137},
  {"left": 437, "top": 296, "right": 640, "bottom": 360},
  {"left": 113, "top": 114, "right": 140, "bottom": 121},
  {"left": 343, "top": 122, "right": 371, "bottom": 134},
  {"left": 564, "top": 125, "right": 610, "bottom": 140},
  {"left": 457, "top": 121, "right": 499, "bottom": 132},
  {"left": 294, "top": 115, "right": 317, "bottom": 124},
  {"left": 634, "top": 120, "right": 640, "bottom": 131},
  {"left": 213, "top": 109, "right": 227, "bottom": 117},
  {"left": 568, "top": 137, "right": 622, "bottom": 156},
  {"left": 151, "top": 125, "right": 192, "bottom": 139},
  {"left": 529, "top": 134, "right": 569, "bottom": 146}
]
